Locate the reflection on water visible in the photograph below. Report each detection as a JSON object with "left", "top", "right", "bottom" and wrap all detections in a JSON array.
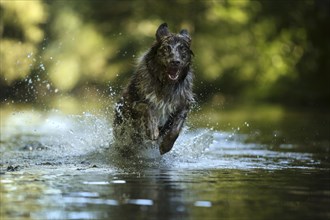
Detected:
[
  {"left": 1, "top": 106, "right": 329, "bottom": 220},
  {"left": 1, "top": 168, "right": 329, "bottom": 220}
]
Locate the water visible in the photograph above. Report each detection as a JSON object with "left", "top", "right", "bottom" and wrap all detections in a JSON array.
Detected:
[{"left": 1, "top": 107, "right": 330, "bottom": 220}]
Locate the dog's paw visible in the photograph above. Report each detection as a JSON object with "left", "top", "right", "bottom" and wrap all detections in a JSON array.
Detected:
[{"left": 159, "top": 139, "right": 175, "bottom": 155}]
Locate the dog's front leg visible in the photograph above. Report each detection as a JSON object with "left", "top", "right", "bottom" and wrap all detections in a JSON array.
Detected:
[
  {"left": 159, "top": 109, "right": 188, "bottom": 155},
  {"left": 135, "top": 102, "right": 159, "bottom": 140},
  {"left": 147, "top": 110, "right": 159, "bottom": 140}
]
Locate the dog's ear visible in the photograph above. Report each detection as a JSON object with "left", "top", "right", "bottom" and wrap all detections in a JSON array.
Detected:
[
  {"left": 179, "top": 29, "right": 191, "bottom": 45},
  {"left": 156, "top": 23, "right": 170, "bottom": 42}
]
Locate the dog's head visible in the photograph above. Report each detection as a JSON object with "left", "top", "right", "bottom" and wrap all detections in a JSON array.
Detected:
[{"left": 154, "top": 23, "right": 193, "bottom": 82}]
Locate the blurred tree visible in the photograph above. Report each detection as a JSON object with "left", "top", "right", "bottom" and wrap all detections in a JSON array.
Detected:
[
  {"left": 255, "top": 0, "right": 330, "bottom": 106},
  {"left": 0, "top": 0, "right": 47, "bottom": 88},
  {"left": 42, "top": 3, "right": 115, "bottom": 91},
  {"left": 0, "top": 0, "right": 329, "bottom": 108}
]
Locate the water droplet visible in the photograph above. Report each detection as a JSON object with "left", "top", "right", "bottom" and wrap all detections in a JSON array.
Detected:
[{"left": 39, "top": 64, "right": 45, "bottom": 71}]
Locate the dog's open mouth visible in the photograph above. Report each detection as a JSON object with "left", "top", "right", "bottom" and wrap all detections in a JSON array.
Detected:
[{"left": 168, "top": 67, "right": 180, "bottom": 81}]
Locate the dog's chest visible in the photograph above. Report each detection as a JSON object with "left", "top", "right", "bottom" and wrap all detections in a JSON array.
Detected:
[{"left": 145, "top": 92, "right": 179, "bottom": 126}]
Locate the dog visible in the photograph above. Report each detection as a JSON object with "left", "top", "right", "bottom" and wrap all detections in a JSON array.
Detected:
[{"left": 113, "top": 23, "right": 194, "bottom": 155}]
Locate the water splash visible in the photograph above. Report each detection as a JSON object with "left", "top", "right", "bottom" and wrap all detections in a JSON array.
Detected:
[{"left": 0, "top": 109, "right": 319, "bottom": 171}]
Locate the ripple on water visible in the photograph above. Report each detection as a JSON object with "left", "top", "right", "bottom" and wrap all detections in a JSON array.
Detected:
[{"left": 0, "top": 110, "right": 320, "bottom": 171}]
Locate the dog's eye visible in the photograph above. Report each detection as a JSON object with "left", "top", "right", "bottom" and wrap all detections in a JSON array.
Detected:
[
  {"left": 178, "top": 45, "right": 187, "bottom": 52},
  {"left": 162, "top": 45, "right": 171, "bottom": 53}
]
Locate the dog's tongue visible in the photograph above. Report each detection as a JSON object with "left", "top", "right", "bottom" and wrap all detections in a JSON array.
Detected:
[{"left": 168, "top": 67, "right": 179, "bottom": 81}]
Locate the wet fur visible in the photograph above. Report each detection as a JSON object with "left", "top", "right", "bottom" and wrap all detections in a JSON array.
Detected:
[{"left": 113, "top": 23, "right": 194, "bottom": 155}]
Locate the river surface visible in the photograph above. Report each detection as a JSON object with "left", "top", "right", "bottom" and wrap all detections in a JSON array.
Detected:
[{"left": 1, "top": 105, "right": 329, "bottom": 220}]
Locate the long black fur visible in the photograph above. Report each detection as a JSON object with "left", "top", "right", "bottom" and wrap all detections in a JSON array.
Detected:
[{"left": 113, "top": 23, "right": 194, "bottom": 155}]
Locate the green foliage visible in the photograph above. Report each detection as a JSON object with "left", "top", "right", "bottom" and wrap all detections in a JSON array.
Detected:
[
  {"left": 0, "top": 0, "right": 329, "bottom": 108},
  {"left": 0, "top": 0, "right": 46, "bottom": 84}
]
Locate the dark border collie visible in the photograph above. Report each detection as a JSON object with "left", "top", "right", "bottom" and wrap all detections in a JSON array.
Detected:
[{"left": 113, "top": 23, "right": 194, "bottom": 155}]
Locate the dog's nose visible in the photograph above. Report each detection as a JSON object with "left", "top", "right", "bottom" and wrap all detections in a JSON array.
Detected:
[{"left": 170, "top": 60, "right": 180, "bottom": 66}]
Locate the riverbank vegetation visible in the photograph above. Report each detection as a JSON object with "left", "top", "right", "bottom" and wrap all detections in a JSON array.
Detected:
[{"left": 1, "top": 0, "right": 329, "bottom": 109}]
